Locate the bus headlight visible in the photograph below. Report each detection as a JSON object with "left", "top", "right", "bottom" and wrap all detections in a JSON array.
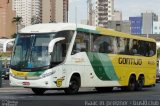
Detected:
[{"left": 40, "top": 71, "right": 56, "bottom": 78}]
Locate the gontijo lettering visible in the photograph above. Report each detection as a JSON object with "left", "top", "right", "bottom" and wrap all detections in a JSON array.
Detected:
[{"left": 118, "top": 57, "right": 142, "bottom": 65}]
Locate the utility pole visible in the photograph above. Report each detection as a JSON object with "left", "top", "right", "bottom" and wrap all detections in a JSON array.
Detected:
[{"left": 87, "top": 0, "right": 93, "bottom": 25}]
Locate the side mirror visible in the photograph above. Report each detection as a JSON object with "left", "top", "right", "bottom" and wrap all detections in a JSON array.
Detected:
[{"left": 48, "top": 37, "right": 65, "bottom": 53}]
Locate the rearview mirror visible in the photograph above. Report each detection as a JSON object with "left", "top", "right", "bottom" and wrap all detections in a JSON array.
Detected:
[{"left": 48, "top": 37, "right": 65, "bottom": 53}]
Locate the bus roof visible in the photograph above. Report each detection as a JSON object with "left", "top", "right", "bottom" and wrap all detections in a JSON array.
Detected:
[
  {"left": 19, "top": 23, "right": 155, "bottom": 42},
  {"left": 20, "top": 23, "right": 77, "bottom": 33}
]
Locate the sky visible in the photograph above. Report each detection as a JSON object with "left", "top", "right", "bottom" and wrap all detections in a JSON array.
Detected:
[{"left": 68, "top": 0, "right": 160, "bottom": 23}]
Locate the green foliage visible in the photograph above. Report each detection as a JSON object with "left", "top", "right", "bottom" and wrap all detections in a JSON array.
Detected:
[
  {"left": 12, "top": 16, "right": 22, "bottom": 23},
  {"left": 31, "top": 16, "right": 41, "bottom": 25},
  {"left": 12, "top": 16, "right": 22, "bottom": 33},
  {"left": 11, "top": 33, "right": 17, "bottom": 38}
]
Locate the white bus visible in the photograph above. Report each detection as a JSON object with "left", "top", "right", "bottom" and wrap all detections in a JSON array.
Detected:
[{"left": 10, "top": 23, "right": 156, "bottom": 95}]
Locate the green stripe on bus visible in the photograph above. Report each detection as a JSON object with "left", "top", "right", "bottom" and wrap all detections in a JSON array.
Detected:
[
  {"left": 77, "top": 28, "right": 100, "bottom": 34},
  {"left": 87, "top": 52, "right": 119, "bottom": 81},
  {"left": 28, "top": 70, "right": 45, "bottom": 77}
]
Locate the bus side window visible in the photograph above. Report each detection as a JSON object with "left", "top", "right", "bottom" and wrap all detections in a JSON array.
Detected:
[
  {"left": 138, "top": 41, "right": 146, "bottom": 56},
  {"left": 72, "top": 38, "right": 84, "bottom": 54},
  {"left": 72, "top": 32, "right": 90, "bottom": 55},
  {"left": 99, "top": 41, "right": 112, "bottom": 53},
  {"left": 50, "top": 42, "right": 63, "bottom": 64},
  {"left": 117, "top": 38, "right": 125, "bottom": 54},
  {"left": 131, "top": 39, "right": 138, "bottom": 55},
  {"left": 146, "top": 43, "right": 150, "bottom": 56},
  {"left": 124, "top": 38, "right": 130, "bottom": 55},
  {"left": 148, "top": 42, "right": 156, "bottom": 57},
  {"left": 50, "top": 39, "right": 67, "bottom": 67},
  {"left": 93, "top": 36, "right": 113, "bottom": 53}
]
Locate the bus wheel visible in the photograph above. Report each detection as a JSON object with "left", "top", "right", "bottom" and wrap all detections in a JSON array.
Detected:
[
  {"left": 128, "top": 75, "right": 136, "bottom": 91},
  {"left": 64, "top": 76, "right": 80, "bottom": 94},
  {"left": 135, "top": 76, "right": 144, "bottom": 91},
  {"left": 32, "top": 88, "right": 46, "bottom": 95}
]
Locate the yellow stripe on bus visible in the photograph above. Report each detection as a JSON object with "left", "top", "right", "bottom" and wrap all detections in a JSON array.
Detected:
[{"left": 11, "top": 69, "right": 28, "bottom": 77}]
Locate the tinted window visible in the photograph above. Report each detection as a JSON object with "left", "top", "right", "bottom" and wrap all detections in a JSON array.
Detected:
[
  {"left": 72, "top": 32, "right": 90, "bottom": 54},
  {"left": 92, "top": 35, "right": 114, "bottom": 53},
  {"left": 72, "top": 31, "right": 156, "bottom": 57}
]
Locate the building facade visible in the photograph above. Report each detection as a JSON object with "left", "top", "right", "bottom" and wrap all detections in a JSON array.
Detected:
[
  {"left": 0, "top": 0, "right": 16, "bottom": 38},
  {"left": 141, "top": 12, "right": 158, "bottom": 34},
  {"left": 63, "top": 0, "right": 68, "bottom": 22},
  {"left": 129, "top": 17, "right": 142, "bottom": 34},
  {"left": 107, "top": 21, "right": 131, "bottom": 34},
  {"left": 153, "top": 21, "right": 160, "bottom": 34},
  {"left": 42, "top": 0, "right": 68, "bottom": 23},
  {"left": 31, "top": 0, "right": 42, "bottom": 24},
  {"left": 12, "top": 0, "right": 42, "bottom": 27},
  {"left": 95, "top": 0, "right": 114, "bottom": 27},
  {"left": 113, "top": 10, "right": 122, "bottom": 21}
]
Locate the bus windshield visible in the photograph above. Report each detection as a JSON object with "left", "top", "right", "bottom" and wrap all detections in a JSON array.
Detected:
[
  {"left": 11, "top": 33, "right": 55, "bottom": 69},
  {"left": 10, "top": 31, "right": 74, "bottom": 70}
]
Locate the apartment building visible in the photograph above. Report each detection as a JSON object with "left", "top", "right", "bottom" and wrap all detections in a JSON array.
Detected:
[
  {"left": 63, "top": 0, "right": 68, "bottom": 22},
  {"left": 0, "top": 0, "right": 16, "bottom": 38},
  {"left": 142, "top": 12, "right": 158, "bottom": 34},
  {"left": 42, "top": 0, "right": 68, "bottom": 23},
  {"left": 12, "top": 0, "right": 42, "bottom": 27},
  {"left": 107, "top": 20, "right": 131, "bottom": 34},
  {"left": 153, "top": 21, "right": 160, "bottom": 34},
  {"left": 95, "top": 0, "right": 114, "bottom": 27},
  {"left": 113, "top": 10, "right": 122, "bottom": 21}
]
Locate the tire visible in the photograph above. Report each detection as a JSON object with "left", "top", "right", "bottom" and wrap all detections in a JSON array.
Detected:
[
  {"left": 96, "top": 87, "right": 113, "bottom": 92},
  {"left": 127, "top": 76, "right": 136, "bottom": 91},
  {"left": 64, "top": 76, "right": 80, "bottom": 94},
  {"left": 32, "top": 88, "right": 46, "bottom": 95},
  {"left": 135, "top": 76, "right": 144, "bottom": 91}
]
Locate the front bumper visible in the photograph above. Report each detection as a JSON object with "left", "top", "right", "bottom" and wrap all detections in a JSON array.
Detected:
[{"left": 10, "top": 75, "right": 66, "bottom": 89}]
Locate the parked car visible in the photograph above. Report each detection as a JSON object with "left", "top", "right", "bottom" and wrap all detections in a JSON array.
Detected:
[{"left": 1, "top": 68, "right": 9, "bottom": 80}]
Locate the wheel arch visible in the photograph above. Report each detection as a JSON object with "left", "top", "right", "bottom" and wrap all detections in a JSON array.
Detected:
[
  {"left": 138, "top": 74, "right": 144, "bottom": 78},
  {"left": 66, "top": 72, "right": 81, "bottom": 87},
  {"left": 138, "top": 73, "right": 145, "bottom": 83},
  {"left": 129, "top": 73, "right": 136, "bottom": 80}
]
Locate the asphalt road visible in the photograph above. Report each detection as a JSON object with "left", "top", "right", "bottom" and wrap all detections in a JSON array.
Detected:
[{"left": 1, "top": 79, "right": 160, "bottom": 106}]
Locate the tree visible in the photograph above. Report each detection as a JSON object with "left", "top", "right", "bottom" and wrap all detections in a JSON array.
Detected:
[
  {"left": 11, "top": 33, "right": 17, "bottom": 38},
  {"left": 12, "top": 16, "right": 22, "bottom": 33},
  {"left": 31, "top": 16, "right": 41, "bottom": 25}
]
